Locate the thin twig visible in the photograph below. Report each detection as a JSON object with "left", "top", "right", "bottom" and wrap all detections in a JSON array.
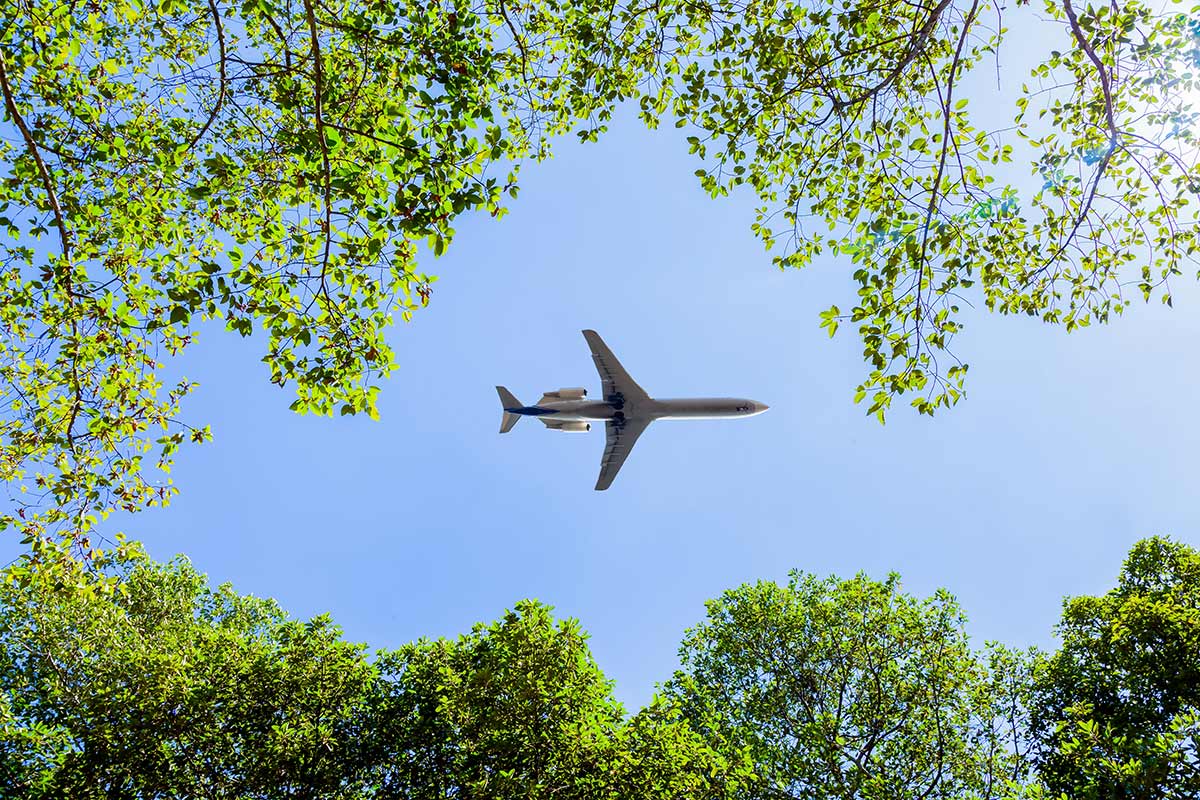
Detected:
[
  {"left": 914, "top": 0, "right": 982, "bottom": 360},
  {"left": 302, "top": 0, "right": 333, "bottom": 301}
]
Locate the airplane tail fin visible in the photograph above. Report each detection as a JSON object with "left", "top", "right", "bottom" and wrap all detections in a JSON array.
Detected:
[{"left": 496, "top": 386, "right": 522, "bottom": 433}]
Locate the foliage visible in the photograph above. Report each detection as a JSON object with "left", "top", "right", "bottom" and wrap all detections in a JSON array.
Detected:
[
  {"left": 626, "top": 0, "right": 1200, "bottom": 419},
  {"left": 0, "top": 0, "right": 647, "bottom": 547},
  {"left": 664, "top": 570, "right": 1039, "bottom": 800},
  {"left": 368, "top": 599, "right": 748, "bottom": 798},
  {"left": 1030, "top": 536, "right": 1200, "bottom": 799},
  {"left": 371, "top": 601, "right": 626, "bottom": 796},
  {"left": 0, "top": 544, "right": 743, "bottom": 799},
  {"left": 0, "top": 538, "right": 379, "bottom": 797},
  {"left": 5, "top": 537, "right": 1200, "bottom": 798}
]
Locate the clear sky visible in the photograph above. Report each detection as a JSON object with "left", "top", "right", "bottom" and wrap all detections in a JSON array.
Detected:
[{"left": 87, "top": 99, "right": 1195, "bottom": 711}]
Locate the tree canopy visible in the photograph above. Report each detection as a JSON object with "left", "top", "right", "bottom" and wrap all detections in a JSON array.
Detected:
[
  {"left": 1, "top": 0, "right": 1197, "bottom": 547},
  {"left": 663, "top": 570, "right": 1038, "bottom": 800},
  {"left": 1030, "top": 536, "right": 1200, "bottom": 799},
  {"left": 0, "top": 540, "right": 380, "bottom": 796},
  {"left": 0, "top": 0, "right": 644, "bottom": 546},
  {"left": 0, "top": 540, "right": 748, "bottom": 799},
  {"left": 2, "top": 536, "right": 1197, "bottom": 798},
  {"left": 633, "top": 0, "right": 1200, "bottom": 418}
]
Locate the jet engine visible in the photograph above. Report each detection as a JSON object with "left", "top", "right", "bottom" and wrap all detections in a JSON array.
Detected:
[
  {"left": 555, "top": 422, "right": 591, "bottom": 432},
  {"left": 542, "top": 387, "right": 587, "bottom": 400}
]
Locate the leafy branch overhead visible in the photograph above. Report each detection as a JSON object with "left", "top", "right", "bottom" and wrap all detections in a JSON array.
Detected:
[
  {"left": 1, "top": 0, "right": 1197, "bottom": 546},
  {"left": 628, "top": 0, "right": 1200, "bottom": 420},
  {"left": 0, "top": 0, "right": 646, "bottom": 546}
]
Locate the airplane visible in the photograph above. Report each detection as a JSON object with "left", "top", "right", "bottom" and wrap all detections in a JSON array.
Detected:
[{"left": 496, "top": 329, "right": 768, "bottom": 490}]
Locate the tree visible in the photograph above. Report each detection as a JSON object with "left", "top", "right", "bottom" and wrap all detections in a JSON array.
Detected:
[
  {"left": 0, "top": 538, "right": 380, "bottom": 797},
  {"left": 627, "top": 0, "right": 1200, "bottom": 418},
  {"left": 1030, "top": 536, "right": 1200, "bottom": 799},
  {"left": 0, "top": 0, "right": 649, "bottom": 547},
  {"left": 0, "top": 543, "right": 743, "bottom": 798},
  {"left": 371, "top": 601, "right": 626, "bottom": 796},
  {"left": 664, "top": 571, "right": 1039, "bottom": 799},
  {"left": 368, "top": 599, "right": 748, "bottom": 798}
]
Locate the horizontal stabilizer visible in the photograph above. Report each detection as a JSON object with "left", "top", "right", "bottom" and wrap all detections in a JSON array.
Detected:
[{"left": 496, "top": 386, "right": 522, "bottom": 433}]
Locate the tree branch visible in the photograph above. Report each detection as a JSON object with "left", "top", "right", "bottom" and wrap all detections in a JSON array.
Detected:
[
  {"left": 301, "top": 0, "right": 333, "bottom": 299},
  {"left": 187, "top": 0, "right": 229, "bottom": 150},
  {"left": 1061, "top": 0, "right": 1119, "bottom": 139},
  {"left": 836, "top": 0, "right": 954, "bottom": 112},
  {"left": 0, "top": 49, "right": 70, "bottom": 261},
  {"left": 914, "top": 0, "right": 981, "bottom": 361},
  {"left": 1019, "top": 0, "right": 1121, "bottom": 290}
]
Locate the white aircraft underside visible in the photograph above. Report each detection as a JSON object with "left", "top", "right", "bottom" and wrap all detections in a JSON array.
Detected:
[{"left": 497, "top": 330, "right": 767, "bottom": 490}]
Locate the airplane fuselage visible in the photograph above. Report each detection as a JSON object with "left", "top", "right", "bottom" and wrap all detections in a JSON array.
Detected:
[{"left": 508, "top": 397, "right": 768, "bottom": 422}]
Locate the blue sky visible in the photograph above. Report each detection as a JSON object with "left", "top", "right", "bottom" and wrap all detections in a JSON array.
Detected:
[{"left": 96, "top": 101, "right": 1200, "bottom": 710}]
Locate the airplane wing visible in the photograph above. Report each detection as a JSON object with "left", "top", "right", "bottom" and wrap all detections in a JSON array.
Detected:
[
  {"left": 581, "top": 330, "right": 650, "bottom": 405},
  {"left": 595, "top": 417, "right": 650, "bottom": 491}
]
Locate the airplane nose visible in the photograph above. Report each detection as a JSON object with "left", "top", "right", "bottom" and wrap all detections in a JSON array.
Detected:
[{"left": 755, "top": 402, "right": 769, "bottom": 414}]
